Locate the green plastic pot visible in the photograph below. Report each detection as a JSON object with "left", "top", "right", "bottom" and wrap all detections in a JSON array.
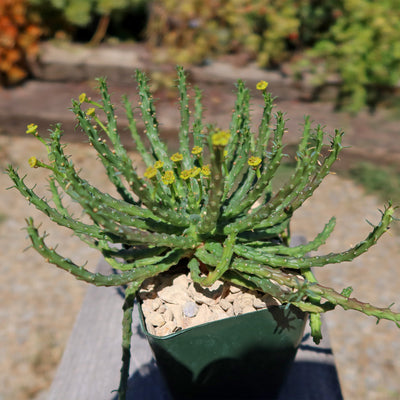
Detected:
[{"left": 138, "top": 302, "right": 307, "bottom": 399}]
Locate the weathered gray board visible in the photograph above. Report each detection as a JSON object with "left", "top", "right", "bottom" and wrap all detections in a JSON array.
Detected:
[{"left": 48, "top": 257, "right": 343, "bottom": 400}]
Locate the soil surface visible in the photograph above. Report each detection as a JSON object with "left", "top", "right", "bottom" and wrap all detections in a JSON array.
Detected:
[
  {"left": 1, "top": 46, "right": 400, "bottom": 400},
  {"left": 139, "top": 272, "right": 283, "bottom": 337}
]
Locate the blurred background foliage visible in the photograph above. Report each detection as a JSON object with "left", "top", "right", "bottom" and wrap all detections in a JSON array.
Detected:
[
  {"left": 0, "top": 0, "right": 42, "bottom": 86},
  {"left": 1, "top": 0, "right": 400, "bottom": 112}
]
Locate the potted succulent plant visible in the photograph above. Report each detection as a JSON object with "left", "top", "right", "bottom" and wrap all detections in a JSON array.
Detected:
[{"left": 7, "top": 67, "right": 400, "bottom": 400}]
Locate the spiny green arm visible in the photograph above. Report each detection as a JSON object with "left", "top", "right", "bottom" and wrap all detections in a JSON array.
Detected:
[
  {"left": 225, "top": 80, "right": 251, "bottom": 169},
  {"left": 302, "top": 265, "right": 324, "bottom": 344},
  {"left": 231, "top": 256, "right": 400, "bottom": 325},
  {"left": 135, "top": 70, "right": 172, "bottom": 169},
  {"left": 223, "top": 111, "right": 286, "bottom": 218},
  {"left": 117, "top": 281, "right": 141, "bottom": 400},
  {"left": 48, "top": 177, "right": 69, "bottom": 218},
  {"left": 193, "top": 242, "right": 223, "bottom": 263},
  {"left": 198, "top": 136, "right": 225, "bottom": 235},
  {"left": 72, "top": 104, "right": 139, "bottom": 205},
  {"left": 235, "top": 217, "right": 336, "bottom": 257},
  {"left": 82, "top": 202, "right": 183, "bottom": 234},
  {"left": 104, "top": 248, "right": 178, "bottom": 271},
  {"left": 7, "top": 166, "right": 106, "bottom": 240},
  {"left": 223, "top": 125, "right": 251, "bottom": 202},
  {"left": 96, "top": 78, "right": 157, "bottom": 209},
  {"left": 122, "top": 95, "right": 154, "bottom": 167},
  {"left": 278, "top": 127, "right": 340, "bottom": 221},
  {"left": 25, "top": 218, "right": 186, "bottom": 286},
  {"left": 194, "top": 233, "right": 237, "bottom": 286},
  {"left": 135, "top": 70, "right": 186, "bottom": 197},
  {"left": 101, "top": 245, "right": 167, "bottom": 262},
  {"left": 235, "top": 220, "right": 290, "bottom": 243},
  {"left": 223, "top": 82, "right": 251, "bottom": 200},
  {"left": 47, "top": 136, "right": 156, "bottom": 221},
  {"left": 223, "top": 270, "right": 328, "bottom": 314},
  {"left": 254, "top": 91, "right": 274, "bottom": 158},
  {"left": 49, "top": 126, "right": 190, "bottom": 227},
  {"left": 223, "top": 120, "right": 315, "bottom": 233},
  {"left": 253, "top": 123, "right": 326, "bottom": 224},
  {"left": 234, "top": 205, "right": 393, "bottom": 268},
  {"left": 274, "top": 128, "right": 343, "bottom": 222},
  {"left": 192, "top": 248, "right": 329, "bottom": 315},
  {"left": 224, "top": 125, "right": 341, "bottom": 234},
  {"left": 222, "top": 270, "right": 284, "bottom": 298},
  {"left": 191, "top": 86, "right": 205, "bottom": 148},
  {"left": 71, "top": 105, "right": 138, "bottom": 204},
  {"left": 86, "top": 207, "right": 197, "bottom": 248},
  {"left": 176, "top": 66, "right": 192, "bottom": 170},
  {"left": 97, "top": 78, "right": 132, "bottom": 165},
  {"left": 222, "top": 169, "right": 256, "bottom": 218},
  {"left": 310, "top": 284, "right": 400, "bottom": 326}
]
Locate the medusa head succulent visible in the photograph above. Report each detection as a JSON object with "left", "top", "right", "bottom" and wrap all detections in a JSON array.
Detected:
[{"left": 7, "top": 66, "right": 399, "bottom": 399}]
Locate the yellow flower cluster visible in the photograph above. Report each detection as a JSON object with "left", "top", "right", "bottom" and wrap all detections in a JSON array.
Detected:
[
  {"left": 26, "top": 123, "right": 38, "bottom": 135},
  {"left": 144, "top": 166, "right": 158, "bottom": 179},
  {"left": 211, "top": 130, "right": 231, "bottom": 147},
  {"left": 180, "top": 170, "right": 191, "bottom": 180},
  {"left": 180, "top": 167, "right": 201, "bottom": 180},
  {"left": 201, "top": 165, "right": 211, "bottom": 176},
  {"left": 248, "top": 156, "right": 262, "bottom": 167},
  {"left": 79, "top": 93, "right": 88, "bottom": 103},
  {"left": 86, "top": 108, "right": 96, "bottom": 117},
  {"left": 161, "top": 170, "right": 175, "bottom": 185},
  {"left": 170, "top": 152, "right": 183, "bottom": 162},
  {"left": 191, "top": 146, "right": 203, "bottom": 155},
  {"left": 28, "top": 156, "right": 38, "bottom": 168},
  {"left": 256, "top": 80, "right": 268, "bottom": 91},
  {"left": 144, "top": 155, "right": 210, "bottom": 186}
]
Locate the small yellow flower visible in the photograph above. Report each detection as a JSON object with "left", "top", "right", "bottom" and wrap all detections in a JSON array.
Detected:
[
  {"left": 211, "top": 130, "right": 231, "bottom": 147},
  {"left": 256, "top": 80, "right": 269, "bottom": 91},
  {"left": 191, "top": 146, "right": 203, "bottom": 155},
  {"left": 180, "top": 170, "right": 191, "bottom": 180},
  {"left": 86, "top": 108, "right": 96, "bottom": 117},
  {"left": 144, "top": 166, "right": 157, "bottom": 179},
  {"left": 28, "top": 156, "right": 39, "bottom": 168},
  {"left": 170, "top": 152, "right": 183, "bottom": 162},
  {"left": 189, "top": 167, "right": 201, "bottom": 178},
  {"left": 154, "top": 160, "right": 164, "bottom": 169},
  {"left": 201, "top": 165, "right": 211, "bottom": 176},
  {"left": 26, "top": 123, "right": 38, "bottom": 135},
  {"left": 162, "top": 170, "right": 175, "bottom": 185},
  {"left": 79, "top": 93, "right": 88, "bottom": 103},
  {"left": 248, "top": 156, "right": 262, "bottom": 167}
]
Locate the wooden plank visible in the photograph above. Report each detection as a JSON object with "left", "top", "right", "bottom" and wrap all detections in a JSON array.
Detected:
[{"left": 48, "top": 252, "right": 343, "bottom": 399}]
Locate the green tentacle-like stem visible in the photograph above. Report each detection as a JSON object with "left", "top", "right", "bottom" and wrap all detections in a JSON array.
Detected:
[
  {"left": 198, "top": 138, "right": 225, "bottom": 234},
  {"left": 233, "top": 204, "right": 394, "bottom": 269},
  {"left": 25, "top": 218, "right": 188, "bottom": 286},
  {"left": 231, "top": 259, "right": 400, "bottom": 325},
  {"left": 117, "top": 282, "right": 140, "bottom": 400}
]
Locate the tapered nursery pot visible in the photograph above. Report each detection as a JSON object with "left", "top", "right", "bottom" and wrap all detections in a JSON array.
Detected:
[{"left": 138, "top": 302, "right": 307, "bottom": 399}]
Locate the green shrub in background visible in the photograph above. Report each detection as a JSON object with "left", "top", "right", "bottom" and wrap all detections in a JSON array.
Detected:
[
  {"left": 147, "top": 0, "right": 339, "bottom": 67},
  {"left": 299, "top": 0, "right": 400, "bottom": 112},
  {"left": 25, "top": 0, "right": 400, "bottom": 111},
  {"left": 27, "top": 0, "right": 340, "bottom": 64},
  {"left": 148, "top": 0, "right": 400, "bottom": 111},
  {"left": 28, "top": 0, "right": 147, "bottom": 43}
]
